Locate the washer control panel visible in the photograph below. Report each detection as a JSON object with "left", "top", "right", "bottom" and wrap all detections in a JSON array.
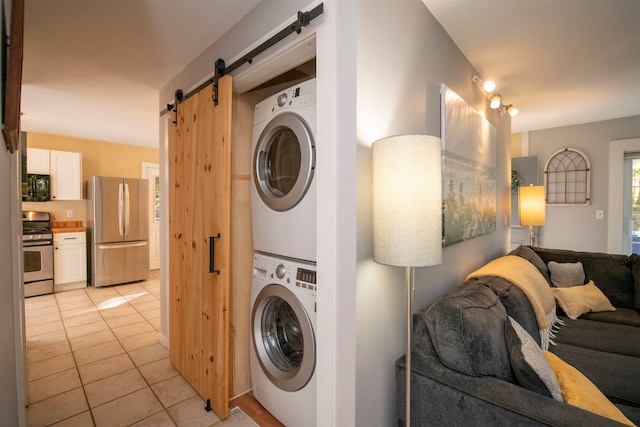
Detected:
[
  {"left": 253, "top": 78, "right": 316, "bottom": 125},
  {"left": 253, "top": 254, "right": 317, "bottom": 296}
]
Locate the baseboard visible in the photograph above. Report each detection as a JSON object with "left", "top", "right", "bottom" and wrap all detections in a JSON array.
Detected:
[{"left": 157, "top": 332, "right": 169, "bottom": 348}]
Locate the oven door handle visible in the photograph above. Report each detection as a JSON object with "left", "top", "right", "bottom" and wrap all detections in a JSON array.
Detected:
[{"left": 23, "top": 241, "right": 53, "bottom": 247}]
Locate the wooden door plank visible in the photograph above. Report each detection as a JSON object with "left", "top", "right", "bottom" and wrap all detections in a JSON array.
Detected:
[
  {"left": 169, "top": 76, "right": 232, "bottom": 420},
  {"left": 202, "top": 76, "right": 232, "bottom": 419}
]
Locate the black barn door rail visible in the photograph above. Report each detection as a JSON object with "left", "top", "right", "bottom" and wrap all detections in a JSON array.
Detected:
[{"left": 162, "top": 3, "right": 323, "bottom": 124}]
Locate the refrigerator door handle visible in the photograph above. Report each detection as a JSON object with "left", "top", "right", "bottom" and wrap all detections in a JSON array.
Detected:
[
  {"left": 97, "top": 242, "right": 148, "bottom": 250},
  {"left": 124, "top": 183, "right": 131, "bottom": 239},
  {"left": 118, "top": 183, "right": 124, "bottom": 237}
]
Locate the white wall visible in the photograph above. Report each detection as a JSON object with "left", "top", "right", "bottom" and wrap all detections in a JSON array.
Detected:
[
  {"left": 528, "top": 115, "right": 640, "bottom": 252},
  {"left": 355, "top": 1, "right": 512, "bottom": 424},
  {"left": 159, "top": 1, "right": 512, "bottom": 425},
  {"left": 0, "top": 145, "right": 25, "bottom": 426},
  {"left": 1, "top": 0, "right": 26, "bottom": 423},
  {"left": 158, "top": 0, "right": 359, "bottom": 424}
]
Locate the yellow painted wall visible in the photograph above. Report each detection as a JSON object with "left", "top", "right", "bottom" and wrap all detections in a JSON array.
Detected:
[
  {"left": 27, "top": 132, "right": 159, "bottom": 181},
  {"left": 23, "top": 132, "right": 159, "bottom": 223},
  {"left": 511, "top": 133, "right": 522, "bottom": 158}
]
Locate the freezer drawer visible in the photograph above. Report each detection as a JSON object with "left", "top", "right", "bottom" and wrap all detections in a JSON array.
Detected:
[{"left": 91, "top": 241, "right": 149, "bottom": 287}]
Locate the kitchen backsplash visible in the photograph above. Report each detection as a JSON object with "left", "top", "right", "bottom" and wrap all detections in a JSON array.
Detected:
[{"left": 22, "top": 200, "right": 86, "bottom": 224}]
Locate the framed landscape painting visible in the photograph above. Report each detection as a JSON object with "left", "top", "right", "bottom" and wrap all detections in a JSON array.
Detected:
[{"left": 441, "top": 84, "right": 496, "bottom": 246}]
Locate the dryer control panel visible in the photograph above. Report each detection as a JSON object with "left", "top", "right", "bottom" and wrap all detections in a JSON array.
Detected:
[{"left": 253, "top": 78, "right": 317, "bottom": 126}]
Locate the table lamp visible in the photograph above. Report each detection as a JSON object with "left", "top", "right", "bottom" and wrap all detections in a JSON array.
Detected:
[{"left": 518, "top": 184, "right": 546, "bottom": 246}]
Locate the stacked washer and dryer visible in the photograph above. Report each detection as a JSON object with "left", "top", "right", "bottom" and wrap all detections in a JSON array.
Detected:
[{"left": 249, "top": 78, "right": 317, "bottom": 427}]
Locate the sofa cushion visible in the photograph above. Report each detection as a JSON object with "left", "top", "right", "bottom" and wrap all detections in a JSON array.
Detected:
[
  {"left": 553, "top": 317, "right": 640, "bottom": 358},
  {"left": 505, "top": 316, "right": 562, "bottom": 401},
  {"left": 552, "top": 280, "right": 616, "bottom": 320},
  {"left": 544, "top": 351, "right": 635, "bottom": 426},
  {"left": 548, "top": 261, "right": 585, "bottom": 287},
  {"left": 581, "top": 308, "right": 640, "bottom": 328},
  {"left": 630, "top": 254, "right": 640, "bottom": 310},
  {"left": 424, "top": 283, "right": 513, "bottom": 381},
  {"left": 472, "top": 276, "right": 542, "bottom": 345},
  {"left": 509, "top": 245, "right": 553, "bottom": 286},
  {"left": 551, "top": 342, "right": 640, "bottom": 407},
  {"left": 534, "top": 247, "right": 635, "bottom": 309}
]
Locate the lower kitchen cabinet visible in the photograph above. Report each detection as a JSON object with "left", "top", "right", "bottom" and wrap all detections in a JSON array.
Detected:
[{"left": 53, "top": 232, "right": 87, "bottom": 292}]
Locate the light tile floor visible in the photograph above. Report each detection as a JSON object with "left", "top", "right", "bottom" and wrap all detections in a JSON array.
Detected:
[{"left": 24, "top": 272, "right": 256, "bottom": 427}]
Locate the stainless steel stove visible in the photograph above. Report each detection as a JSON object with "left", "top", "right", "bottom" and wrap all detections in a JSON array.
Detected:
[{"left": 22, "top": 211, "right": 54, "bottom": 297}]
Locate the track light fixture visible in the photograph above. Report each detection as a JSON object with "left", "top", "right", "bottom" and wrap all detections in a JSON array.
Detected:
[
  {"left": 490, "top": 95, "right": 501, "bottom": 109},
  {"left": 472, "top": 75, "right": 518, "bottom": 116}
]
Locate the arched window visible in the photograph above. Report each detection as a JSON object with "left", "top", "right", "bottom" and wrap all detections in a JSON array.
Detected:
[{"left": 544, "top": 148, "right": 591, "bottom": 205}]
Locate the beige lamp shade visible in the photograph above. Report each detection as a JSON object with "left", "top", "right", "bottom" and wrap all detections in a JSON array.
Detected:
[
  {"left": 372, "top": 135, "right": 443, "bottom": 267},
  {"left": 519, "top": 185, "right": 546, "bottom": 226}
]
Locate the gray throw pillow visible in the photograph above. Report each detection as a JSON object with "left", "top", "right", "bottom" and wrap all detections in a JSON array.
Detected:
[
  {"left": 505, "top": 316, "right": 563, "bottom": 401},
  {"left": 548, "top": 261, "right": 585, "bottom": 287}
]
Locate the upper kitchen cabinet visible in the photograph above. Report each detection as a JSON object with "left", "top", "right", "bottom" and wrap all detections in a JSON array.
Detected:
[
  {"left": 26, "top": 148, "right": 50, "bottom": 174},
  {"left": 50, "top": 150, "right": 82, "bottom": 200}
]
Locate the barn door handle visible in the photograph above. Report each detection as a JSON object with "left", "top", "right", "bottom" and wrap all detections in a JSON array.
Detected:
[{"left": 209, "top": 234, "right": 221, "bottom": 275}]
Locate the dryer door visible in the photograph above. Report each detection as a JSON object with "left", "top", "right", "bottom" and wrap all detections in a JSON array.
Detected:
[
  {"left": 253, "top": 113, "right": 315, "bottom": 212},
  {"left": 252, "top": 284, "right": 315, "bottom": 392}
]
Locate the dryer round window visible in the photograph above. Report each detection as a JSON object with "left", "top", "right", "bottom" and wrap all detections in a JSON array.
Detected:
[
  {"left": 253, "top": 112, "right": 315, "bottom": 212},
  {"left": 252, "top": 283, "right": 315, "bottom": 392}
]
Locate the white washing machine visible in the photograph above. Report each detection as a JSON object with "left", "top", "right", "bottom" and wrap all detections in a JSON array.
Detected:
[
  {"left": 250, "top": 252, "right": 317, "bottom": 427},
  {"left": 251, "top": 78, "right": 316, "bottom": 263}
]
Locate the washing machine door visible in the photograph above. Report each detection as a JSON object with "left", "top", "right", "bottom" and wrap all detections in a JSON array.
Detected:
[
  {"left": 252, "top": 284, "right": 315, "bottom": 392},
  {"left": 253, "top": 113, "right": 315, "bottom": 212}
]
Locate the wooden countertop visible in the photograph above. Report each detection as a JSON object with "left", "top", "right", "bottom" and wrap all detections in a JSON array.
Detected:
[
  {"left": 52, "top": 227, "right": 86, "bottom": 233},
  {"left": 51, "top": 221, "right": 85, "bottom": 233}
]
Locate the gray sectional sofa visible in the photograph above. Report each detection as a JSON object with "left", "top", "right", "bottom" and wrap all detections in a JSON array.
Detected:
[{"left": 396, "top": 246, "right": 640, "bottom": 426}]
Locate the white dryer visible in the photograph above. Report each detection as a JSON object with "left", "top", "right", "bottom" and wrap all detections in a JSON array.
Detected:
[
  {"left": 250, "top": 252, "right": 316, "bottom": 427},
  {"left": 251, "top": 78, "right": 316, "bottom": 262}
]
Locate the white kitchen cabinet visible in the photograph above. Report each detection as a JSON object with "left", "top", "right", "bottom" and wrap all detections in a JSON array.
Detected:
[
  {"left": 50, "top": 150, "right": 83, "bottom": 200},
  {"left": 53, "top": 232, "right": 87, "bottom": 292},
  {"left": 26, "top": 148, "right": 50, "bottom": 174}
]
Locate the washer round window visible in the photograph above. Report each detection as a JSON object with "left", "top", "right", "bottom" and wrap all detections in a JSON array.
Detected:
[
  {"left": 254, "top": 113, "right": 315, "bottom": 212},
  {"left": 252, "top": 284, "right": 315, "bottom": 392},
  {"left": 262, "top": 297, "right": 303, "bottom": 372}
]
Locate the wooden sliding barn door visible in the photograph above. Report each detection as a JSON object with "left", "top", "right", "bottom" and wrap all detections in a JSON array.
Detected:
[{"left": 169, "top": 76, "right": 232, "bottom": 419}]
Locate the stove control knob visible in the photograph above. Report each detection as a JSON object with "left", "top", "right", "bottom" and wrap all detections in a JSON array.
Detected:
[{"left": 275, "top": 264, "right": 286, "bottom": 279}]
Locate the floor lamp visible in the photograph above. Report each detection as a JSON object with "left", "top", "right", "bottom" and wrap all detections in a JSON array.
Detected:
[
  {"left": 518, "top": 184, "right": 546, "bottom": 246},
  {"left": 372, "top": 135, "right": 443, "bottom": 427}
]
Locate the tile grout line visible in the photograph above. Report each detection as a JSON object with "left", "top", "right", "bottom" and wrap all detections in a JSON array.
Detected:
[
  {"left": 27, "top": 279, "right": 226, "bottom": 427},
  {"left": 52, "top": 287, "right": 97, "bottom": 427}
]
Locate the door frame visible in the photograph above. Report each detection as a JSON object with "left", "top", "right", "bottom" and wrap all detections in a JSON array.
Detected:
[
  {"left": 608, "top": 138, "right": 640, "bottom": 253},
  {"left": 141, "top": 162, "right": 160, "bottom": 270}
]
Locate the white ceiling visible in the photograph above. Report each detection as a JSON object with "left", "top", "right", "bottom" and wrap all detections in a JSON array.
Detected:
[
  {"left": 21, "top": 0, "right": 261, "bottom": 147},
  {"left": 422, "top": 0, "right": 640, "bottom": 133},
  {"left": 20, "top": 1, "right": 640, "bottom": 148}
]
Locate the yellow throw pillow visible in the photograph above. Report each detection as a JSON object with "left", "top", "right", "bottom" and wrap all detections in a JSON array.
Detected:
[
  {"left": 543, "top": 351, "right": 635, "bottom": 426},
  {"left": 552, "top": 280, "right": 615, "bottom": 320}
]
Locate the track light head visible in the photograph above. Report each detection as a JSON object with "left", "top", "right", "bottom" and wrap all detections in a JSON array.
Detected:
[
  {"left": 472, "top": 75, "right": 518, "bottom": 116},
  {"left": 483, "top": 80, "right": 496, "bottom": 92},
  {"left": 490, "top": 95, "right": 501, "bottom": 109}
]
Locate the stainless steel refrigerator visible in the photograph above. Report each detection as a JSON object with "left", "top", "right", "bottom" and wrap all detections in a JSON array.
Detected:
[{"left": 87, "top": 176, "right": 149, "bottom": 287}]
